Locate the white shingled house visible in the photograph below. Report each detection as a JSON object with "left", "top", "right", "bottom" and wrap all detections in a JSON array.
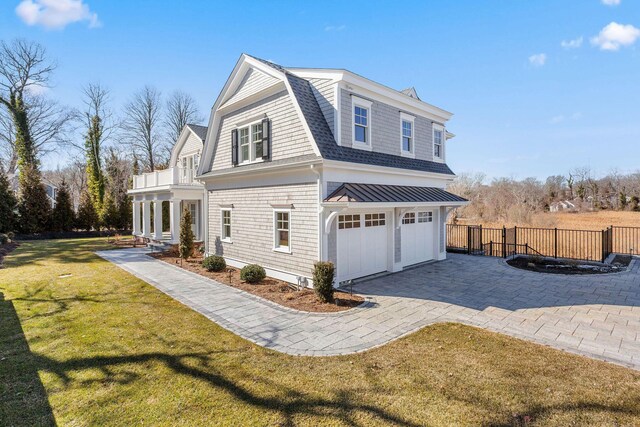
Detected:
[{"left": 131, "top": 54, "right": 467, "bottom": 285}]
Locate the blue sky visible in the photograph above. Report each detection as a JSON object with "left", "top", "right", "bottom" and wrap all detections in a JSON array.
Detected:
[{"left": 2, "top": 0, "right": 639, "bottom": 180}]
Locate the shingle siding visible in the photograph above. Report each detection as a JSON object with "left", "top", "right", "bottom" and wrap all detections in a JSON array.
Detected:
[
  {"left": 340, "top": 88, "right": 435, "bottom": 161},
  {"left": 308, "top": 78, "right": 335, "bottom": 138},
  {"left": 210, "top": 90, "right": 317, "bottom": 171},
  {"left": 208, "top": 182, "right": 319, "bottom": 278},
  {"left": 177, "top": 132, "right": 202, "bottom": 160},
  {"left": 224, "top": 68, "right": 280, "bottom": 106}
]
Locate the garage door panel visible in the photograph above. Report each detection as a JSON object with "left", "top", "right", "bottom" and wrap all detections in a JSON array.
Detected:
[
  {"left": 401, "top": 211, "right": 434, "bottom": 267},
  {"left": 337, "top": 213, "right": 388, "bottom": 282}
]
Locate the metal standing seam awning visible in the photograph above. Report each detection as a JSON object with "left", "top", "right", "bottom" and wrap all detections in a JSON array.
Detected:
[{"left": 322, "top": 182, "right": 468, "bottom": 208}]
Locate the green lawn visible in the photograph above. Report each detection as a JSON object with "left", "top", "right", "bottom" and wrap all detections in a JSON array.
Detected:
[{"left": 1, "top": 238, "right": 639, "bottom": 426}]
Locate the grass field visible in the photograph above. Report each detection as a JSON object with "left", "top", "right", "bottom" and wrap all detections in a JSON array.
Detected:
[
  {"left": 2, "top": 238, "right": 640, "bottom": 426},
  {"left": 457, "top": 210, "right": 640, "bottom": 230}
]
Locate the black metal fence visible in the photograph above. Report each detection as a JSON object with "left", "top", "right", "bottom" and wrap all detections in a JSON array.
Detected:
[{"left": 447, "top": 224, "right": 640, "bottom": 262}]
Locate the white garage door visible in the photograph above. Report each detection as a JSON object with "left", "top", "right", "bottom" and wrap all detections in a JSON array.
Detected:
[
  {"left": 337, "top": 213, "right": 388, "bottom": 282},
  {"left": 401, "top": 211, "right": 434, "bottom": 267}
]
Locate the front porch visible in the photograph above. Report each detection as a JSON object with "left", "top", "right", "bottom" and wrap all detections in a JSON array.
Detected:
[{"left": 128, "top": 167, "right": 205, "bottom": 244}]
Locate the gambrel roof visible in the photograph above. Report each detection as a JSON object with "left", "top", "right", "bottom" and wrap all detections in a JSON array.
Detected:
[
  {"left": 200, "top": 54, "right": 456, "bottom": 177},
  {"left": 254, "top": 56, "right": 455, "bottom": 175}
]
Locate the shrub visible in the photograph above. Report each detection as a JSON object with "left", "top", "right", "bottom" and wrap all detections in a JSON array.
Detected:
[
  {"left": 202, "top": 255, "right": 226, "bottom": 272},
  {"left": 313, "top": 261, "right": 335, "bottom": 303},
  {"left": 179, "top": 208, "right": 194, "bottom": 260},
  {"left": 0, "top": 234, "right": 7, "bottom": 245},
  {"left": 240, "top": 264, "right": 266, "bottom": 284},
  {"left": 6, "top": 232, "right": 14, "bottom": 241}
]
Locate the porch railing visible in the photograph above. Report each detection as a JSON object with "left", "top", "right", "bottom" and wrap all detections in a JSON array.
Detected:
[{"left": 132, "top": 167, "right": 201, "bottom": 189}]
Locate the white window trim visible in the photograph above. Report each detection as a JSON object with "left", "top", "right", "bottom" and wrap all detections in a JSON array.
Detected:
[
  {"left": 273, "top": 208, "right": 292, "bottom": 254},
  {"left": 400, "top": 112, "right": 415, "bottom": 158},
  {"left": 352, "top": 96, "right": 373, "bottom": 151},
  {"left": 236, "top": 118, "right": 265, "bottom": 165},
  {"left": 220, "top": 208, "right": 232, "bottom": 243},
  {"left": 432, "top": 123, "right": 445, "bottom": 162}
]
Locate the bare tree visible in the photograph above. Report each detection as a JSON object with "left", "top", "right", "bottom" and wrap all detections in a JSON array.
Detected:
[
  {"left": 0, "top": 39, "right": 74, "bottom": 175},
  {"left": 122, "top": 86, "right": 164, "bottom": 171},
  {"left": 165, "top": 90, "right": 203, "bottom": 145}
]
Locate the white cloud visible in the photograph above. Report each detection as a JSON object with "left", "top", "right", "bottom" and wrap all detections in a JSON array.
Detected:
[
  {"left": 324, "top": 24, "right": 346, "bottom": 32},
  {"left": 601, "top": 0, "right": 620, "bottom": 6},
  {"left": 591, "top": 22, "right": 640, "bottom": 51},
  {"left": 561, "top": 36, "right": 583, "bottom": 49},
  {"left": 16, "top": 0, "right": 100, "bottom": 30},
  {"left": 528, "top": 53, "right": 547, "bottom": 67},
  {"left": 550, "top": 112, "right": 582, "bottom": 124}
]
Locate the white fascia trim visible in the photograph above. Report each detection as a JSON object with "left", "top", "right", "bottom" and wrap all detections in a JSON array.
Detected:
[
  {"left": 218, "top": 82, "right": 286, "bottom": 112},
  {"left": 342, "top": 72, "right": 453, "bottom": 121},
  {"left": 169, "top": 126, "right": 200, "bottom": 167},
  {"left": 198, "top": 158, "right": 322, "bottom": 181},
  {"left": 322, "top": 201, "right": 468, "bottom": 209},
  {"left": 321, "top": 159, "right": 457, "bottom": 181}
]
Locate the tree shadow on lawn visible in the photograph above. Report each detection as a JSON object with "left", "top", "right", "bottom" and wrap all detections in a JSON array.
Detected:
[
  {"left": 31, "top": 350, "right": 424, "bottom": 427},
  {"left": 0, "top": 292, "right": 56, "bottom": 426},
  {"left": 5, "top": 238, "right": 116, "bottom": 268}
]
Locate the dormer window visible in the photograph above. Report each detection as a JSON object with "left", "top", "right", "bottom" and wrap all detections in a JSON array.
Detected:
[
  {"left": 352, "top": 96, "right": 372, "bottom": 150},
  {"left": 400, "top": 112, "right": 415, "bottom": 157},
  {"left": 238, "top": 121, "right": 263, "bottom": 164},
  {"left": 433, "top": 124, "right": 444, "bottom": 161}
]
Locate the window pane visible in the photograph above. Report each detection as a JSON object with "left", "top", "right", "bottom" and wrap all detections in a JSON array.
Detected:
[
  {"left": 279, "top": 230, "right": 289, "bottom": 246},
  {"left": 403, "top": 137, "right": 411, "bottom": 152},
  {"left": 355, "top": 125, "right": 366, "bottom": 143},
  {"left": 252, "top": 123, "right": 263, "bottom": 141}
]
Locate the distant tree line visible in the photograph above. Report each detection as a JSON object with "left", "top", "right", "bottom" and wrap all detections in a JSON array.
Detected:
[
  {"left": 448, "top": 168, "right": 640, "bottom": 226},
  {"left": 0, "top": 38, "right": 203, "bottom": 235}
]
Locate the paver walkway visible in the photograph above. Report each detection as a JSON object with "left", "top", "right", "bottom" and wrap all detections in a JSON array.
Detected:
[{"left": 97, "top": 249, "right": 640, "bottom": 369}]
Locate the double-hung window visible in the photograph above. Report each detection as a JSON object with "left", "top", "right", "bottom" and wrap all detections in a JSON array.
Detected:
[
  {"left": 238, "top": 121, "right": 264, "bottom": 164},
  {"left": 221, "top": 209, "right": 232, "bottom": 242},
  {"left": 352, "top": 96, "right": 372, "bottom": 149},
  {"left": 433, "top": 124, "right": 444, "bottom": 160},
  {"left": 400, "top": 113, "right": 415, "bottom": 157},
  {"left": 274, "top": 210, "right": 291, "bottom": 252}
]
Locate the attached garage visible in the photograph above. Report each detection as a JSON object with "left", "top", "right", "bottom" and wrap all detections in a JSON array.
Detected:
[
  {"left": 324, "top": 183, "right": 468, "bottom": 284},
  {"left": 337, "top": 212, "right": 389, "bottom": 282},
  {"left": 401, "top": 211, "right": 435, "bottom": 267}
]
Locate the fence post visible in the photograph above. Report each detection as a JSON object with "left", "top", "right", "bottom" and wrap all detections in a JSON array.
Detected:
[
  {"left": 554, "top": 227, "right": 558, "bottom": 259},
  {"left": 514, "top": 225, "right": 518, "bottom": 255},
  {"left": 467, "top": 225, "right": 471, "bottom": 255},
  {"left": 490, "top": 241, "right": 493, "bottom": 256}
]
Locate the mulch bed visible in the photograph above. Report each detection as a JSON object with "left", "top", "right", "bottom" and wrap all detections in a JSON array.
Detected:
[
  {"left": 0, "top": 242, "right": 20, "bottom": 268},
  {"left": 150, "top": 251, "right": 364, "bottom": 313},
  {"left": 507, "top": 255, "right": 630, "bottom": 275}
]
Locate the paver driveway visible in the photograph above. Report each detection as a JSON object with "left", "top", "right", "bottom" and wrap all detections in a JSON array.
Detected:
[{"left": 98, "top": 249, "right": 640, "bottom": 370}]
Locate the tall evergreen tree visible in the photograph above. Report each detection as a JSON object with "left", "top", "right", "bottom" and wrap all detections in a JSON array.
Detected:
[
  {"left": 101, "top": 191, "right": 119, "bottom": 230},
  {"left": 76, "top": 190, "right": 98, "bottom": 231},
  {"left": 17, "top": 165, "right": 52, "bottom": 233},
  {"left": 82, "top": 84, "right": 110, "bottom": 215},
  {"left": 179, "top": 208, "right": 194, "bottom": 261},
  {"left": 0, "top": 40, "right": 57, "bottom": 233},
  {"left": 52, "top": 179, "right": 74, "bottom": 231},
  {"left": 0, "top": 166, "right": 17, "bottom": 232}
]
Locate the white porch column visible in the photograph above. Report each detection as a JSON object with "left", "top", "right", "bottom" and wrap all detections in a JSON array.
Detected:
[
  {"left": 153, "top": 201, "right": 163, "bottom": 240},
  {"left": 142, "top": 201, "right": 152, "bottom": 238},
  {"left": 132, "top": 201, "right": 141, "bottom": 235},
  {"left": 170, "top": 199, "right": 181, "bottom": 243}
]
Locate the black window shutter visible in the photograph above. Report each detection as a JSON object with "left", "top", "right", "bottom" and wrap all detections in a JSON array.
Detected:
[
  {"left": 261, "top": 118, "right": 270, "bottom": 160},
  {"left": 231, "top": 129, "right": 238, "bottom": 166}
]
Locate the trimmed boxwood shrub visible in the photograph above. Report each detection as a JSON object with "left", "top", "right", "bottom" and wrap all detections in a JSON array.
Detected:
[
  {"left": 240, "top": 264, "right": 266, "bottom": 284},
  {"left": 202, "top": 255, "right": 226, "bottom": 272},
  {"left": 313, "top": 261, "right": 335, "bottom": 303}
]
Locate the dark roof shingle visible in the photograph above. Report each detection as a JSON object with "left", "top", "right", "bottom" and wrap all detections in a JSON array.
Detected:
[
  {"left": 187, "top": 124, "right": 208, "bottom": 141},
  {"left": 251, "top": 55, "right": 456, "bottom": 176}
]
